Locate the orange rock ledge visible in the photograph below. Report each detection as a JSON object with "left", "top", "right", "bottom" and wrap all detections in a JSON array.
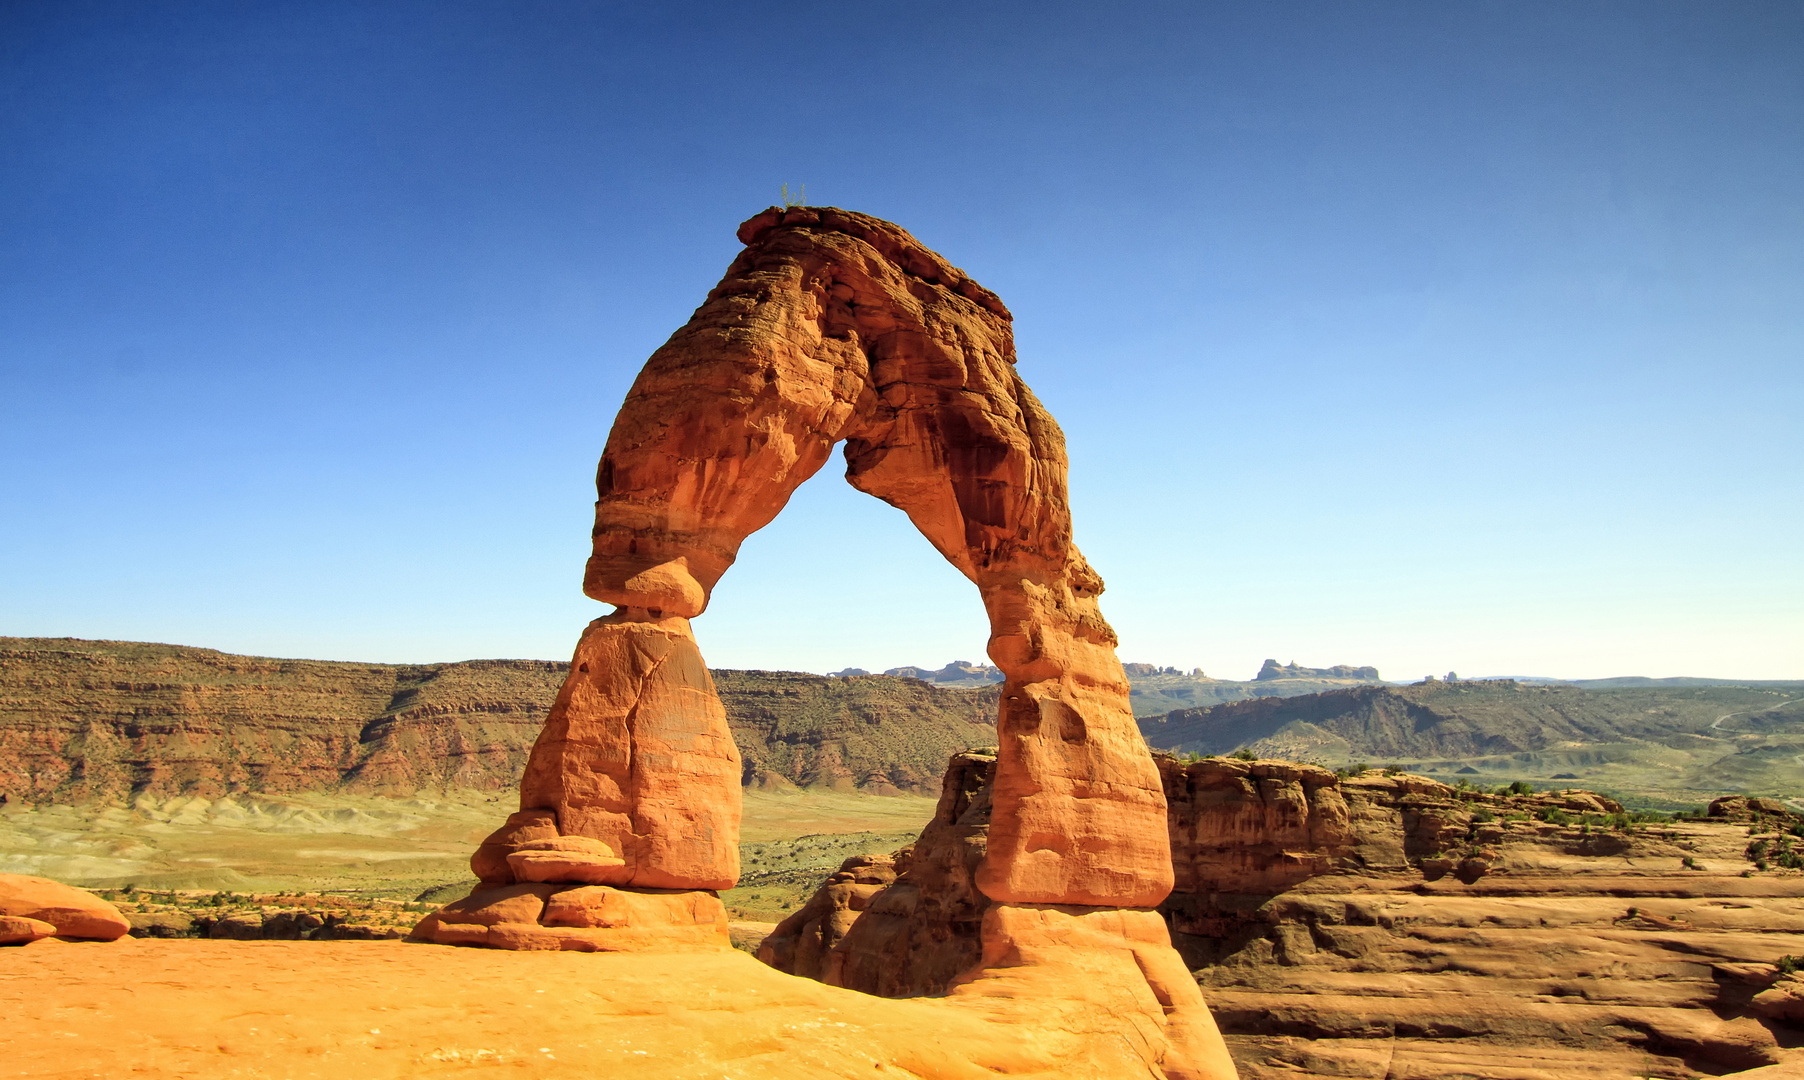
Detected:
[{"left": 4, "top": 938, "right": 1219, "bottom": 1079}]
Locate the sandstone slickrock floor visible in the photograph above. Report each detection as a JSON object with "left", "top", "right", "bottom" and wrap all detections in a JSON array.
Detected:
[
  {"left": 0, "top": 938, "right": 1187, "bottom": 1079},
  {"left": 1206, "top": 833, "right": 1804, "bottom": 1079}
]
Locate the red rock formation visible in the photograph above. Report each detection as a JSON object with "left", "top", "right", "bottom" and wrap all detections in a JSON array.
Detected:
[
  {"left": 757, "top": 852, "right": 902, "bottom": 981},
  {"left": 515, "top": 611, "right": 740, "bottom": 891},
  {"left": 410, "top": 881, "right": 729, "bottom": 952},
  {"left": 468, "top": 808, "right": 558, "bottom": 884},
  {"left": 790, "top": 751, "right": 1804, "bottom": 1077},
  {"left": 0, "top": 874, "right": 130, "bottom": 941},
  {"left": 419, "top": 207, "right": 1221, "bottom": 1079},
  {"left": 416, "top": 614, "right": 741, "bottom": 947},
  {"left": 579, "top": 206, "right": 1170, "bottom": 908},
  {"left": 1165, "top": 758, "right": 1353, "bottom": 896},
  {"left": 0, "top": 914, "right": 57, "bottom": 945},
  {"left": 796, "top": 750, "right": 996, "bottom": 995}
]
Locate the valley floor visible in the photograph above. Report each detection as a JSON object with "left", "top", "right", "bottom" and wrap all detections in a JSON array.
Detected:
[{"left": 0, "top": 788, "right": 938, "bottom": 909}]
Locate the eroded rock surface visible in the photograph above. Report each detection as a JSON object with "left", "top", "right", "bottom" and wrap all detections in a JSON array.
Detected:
[
  {"left": 0, "top": 914, "right": 57, "bottom": 945},
  {"left": 418, "top": 207, "right": 1220, "bottom": 1079},
  {"left": 783, "top": 750, "right": 995, "bottom": 996},
  {"left": 0, "top": 873, "right": 129, "bottom": 941},
  {"left": 516, "top": 612, "right": 741, "bottom": 892},
  {"left": 575, "top": 205, "right": 1170, "bottom": 908},
  {"left": 1180, "top": 768, "right": 1804, "bottom": 1079},
  {"left": 757, "top": 852, "right": 902, "bottom": 981},
  {"left": 410, "top": 881, "right": 729, "bottom": 952},
  {"left": 780, "top": 752, "right": 1804, "bottom": 1078},
  {"left": 0, "top": 939, "right": 1250, "bottom": 1080}
]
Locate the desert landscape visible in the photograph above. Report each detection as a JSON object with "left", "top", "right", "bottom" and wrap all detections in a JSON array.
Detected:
[
  {"left": 6, "top": 204, "right": 1804, "bottom": 1080},
  {"left": 6, "top": 5, "right": 1800, "bottom": 1075}
]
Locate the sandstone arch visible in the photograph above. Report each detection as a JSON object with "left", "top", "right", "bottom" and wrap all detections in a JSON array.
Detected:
[
  {"left": 415, "top": 208, "right": 1235, "bottom": 1080},
  {"left": 573, "top": 205, "right": 1172, "bottom": 907}
]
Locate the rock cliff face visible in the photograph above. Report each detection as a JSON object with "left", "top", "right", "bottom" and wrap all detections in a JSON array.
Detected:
[
  {"left": 764, "top": 750, "right": 996, "bottom": 996},
  {"left": 0, "top": 638, "right": 562, "bottom": 804},
  {"left": 0, "top": 637, "right": 994, "bottom": 803},
  {"left": 717, "top": 669, "right": 996, "bottom": 794},
  {"left": 882, "top": 661, "right": 1005, "bottom": 687},
  {"left": 771, "top": 752, "right": 1804, "bottom": 1078}
]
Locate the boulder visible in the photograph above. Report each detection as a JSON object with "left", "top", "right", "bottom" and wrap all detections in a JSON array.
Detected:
[
  {"left": 1752, "top": 976, "right": 1804, "bottom": 1025},
  {"left": 208, "top": 913, "right": 264, "bottom": 940},
  {"left": 815, "top": 751, "right": 995, "bottom": 996},
  {"left": 469, "top": 808, "right": 559, "bottom": 884},
  {"left": 0, "top": 915, "right": 57, "bottom": 945},
  {"left": 260, "top": 909, "right": 324, "bottom": 939},
  {"left": 1711, "top": 795, "right": 1795, "bottom": 821},
  {"left": 0, "top": 874, "right": 129, "bottom": 941}
]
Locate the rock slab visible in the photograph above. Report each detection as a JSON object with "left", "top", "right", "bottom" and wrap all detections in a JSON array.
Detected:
[
  {"left": 410, "top": 881, "right": 729, "bottom": 952},
  {"left": 0, "top": 874, "right": 130, "bottom": 941}
]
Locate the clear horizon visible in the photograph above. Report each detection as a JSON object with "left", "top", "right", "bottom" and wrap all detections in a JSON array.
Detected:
[{"left": 3, "top": 3, "right": 1800, "bottom": 681}]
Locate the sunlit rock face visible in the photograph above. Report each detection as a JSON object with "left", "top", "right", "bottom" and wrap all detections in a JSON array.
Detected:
[
  {"left": 579, "top": 205, "right": 1171, "bottom": 908},
  {"left": 415, "top": 207, "right": 1231, "bottom": 1080}
]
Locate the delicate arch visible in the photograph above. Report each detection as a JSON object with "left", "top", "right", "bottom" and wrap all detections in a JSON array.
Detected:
[{"left": 579, "top": 206, "right": 1171, "bottom": 906}]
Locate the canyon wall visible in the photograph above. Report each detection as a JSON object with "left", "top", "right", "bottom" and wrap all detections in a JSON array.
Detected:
[
  {"left": 0, "top": 637, "right": 994, "bottom": 803},
  {"left": 768, "top": 752, "right": 1804, "bottom": 1079}
]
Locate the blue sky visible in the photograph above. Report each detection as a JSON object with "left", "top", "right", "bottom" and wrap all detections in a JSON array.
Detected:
[{"left": 2, "top": 1, "right": 1799, "bottom": 680}]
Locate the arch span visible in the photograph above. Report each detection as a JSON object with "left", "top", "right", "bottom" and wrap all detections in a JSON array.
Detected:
[
  {"left": 417, "top": 208, "right": 1235, "bottom": 1080},
  {"left": 570, "top": 205, "right": 1171, "bottom": 906}
]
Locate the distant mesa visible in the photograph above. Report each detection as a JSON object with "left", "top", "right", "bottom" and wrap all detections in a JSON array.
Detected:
[
  {"left": 844, "top": 658, "right": 1385, "bottom": 691},
  {"left": 1255, "top": 658, "right": 1381, "bottom": 682},
  {"left": 881, "top": 661, "right": 1004, "bottom": 686},
  {"left": 1134, "top": 678, "right": 1804, "bottom": 801},
  {"left": 0, "top": 636, "right": 996, "bottom": 804},
  {"left": 1124, "top": 663, "right": 1207, "bottom": 678}
]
